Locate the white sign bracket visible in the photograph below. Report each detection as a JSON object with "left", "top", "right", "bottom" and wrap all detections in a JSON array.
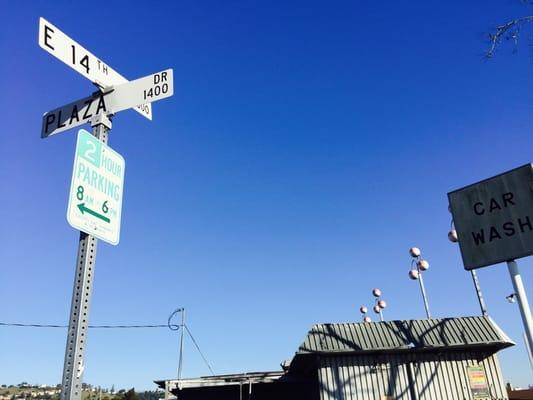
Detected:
[{"left": 90, "top": 113, "right": 112, "bottom": 129}]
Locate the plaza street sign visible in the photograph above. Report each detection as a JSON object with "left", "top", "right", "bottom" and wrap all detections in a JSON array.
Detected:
[
  {"left": 42, "top": 91, "right": 110, "bottom": 138},
  {"left": 38, "top": 17, "right": 152, "bottom": 120},
  {"left": 67, "top": 129, "right": 125, "bottom": 245},
  {"left": 42, "top": 69, "right": 173, "bottom": 138},
  {"left": 448, "top": 164, "right": 533, "bottom": 270}
]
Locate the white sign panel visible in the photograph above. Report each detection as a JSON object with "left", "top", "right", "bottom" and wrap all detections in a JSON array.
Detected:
[
  {"left": 38, "top": 17, "right": 152, "bottom": 120},
  {"left": 67, "top": 129, "right": 125, "bottom": 245},
  {"left": 106, "top": 69, "right": 173, "bottom": 114},
  {"left": 42, "top": 69, "right": 173, "bottom": 138},
  {"left": 42, "top": 92, "right": 110, "bottom": 138}
]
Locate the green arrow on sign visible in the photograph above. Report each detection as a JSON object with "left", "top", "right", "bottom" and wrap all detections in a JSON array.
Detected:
[{"left": 77, "top": 203, "right": 110, "bottom": 223}]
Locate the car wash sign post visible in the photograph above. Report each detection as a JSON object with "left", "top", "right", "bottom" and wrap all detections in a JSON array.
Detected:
[
  {"left": 38, "top": 16, "right": 173, "bottom": 400},
  {"left": 67, "top": 129, "right": 124, "bottom": 245},
  {"left": 448, "top": 163, "right": 533, "bottom": 371}
]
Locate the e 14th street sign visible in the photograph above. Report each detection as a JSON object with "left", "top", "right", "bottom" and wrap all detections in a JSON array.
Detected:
[
  {"left": 448, "top": 164, "right": 533, "bottom": 270},
  {"left": 38, "top": 17, "right": 152, "bottom": 120},
  {"left": 67, "top": 129, "right": 125, "bottom": 245},
  {"left": 41, "top": 69, "right": 173, "bottom": 138}
]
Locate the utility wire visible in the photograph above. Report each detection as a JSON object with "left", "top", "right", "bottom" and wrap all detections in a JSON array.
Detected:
[
  {"left": 91, "top": 324, "right": 167, "bottom": 328},
  {"left": 2, "top": 310, "right": 216, "bottom": 376},
  {"left": 0, "top": 322, "right": 167, "bottom": 328},
  {"left": 185, "top": 324, "right": 215, "bottom": 376},
  {"left": 0, "top": 322, "right": 67, "bottom": 328}
]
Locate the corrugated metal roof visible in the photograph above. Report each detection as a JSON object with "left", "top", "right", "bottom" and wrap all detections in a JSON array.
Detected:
[{"left": 298, "top": 316, "right": 513, "bottom": 354}]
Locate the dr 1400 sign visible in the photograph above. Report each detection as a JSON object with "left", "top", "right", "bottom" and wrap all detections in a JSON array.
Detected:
[{"left": 144, "top": 72, "right": 170, "bottom": 100}]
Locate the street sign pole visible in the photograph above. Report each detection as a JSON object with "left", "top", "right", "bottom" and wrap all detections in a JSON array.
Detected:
[
  {"left": 507, "top": 260, "right": 533, "bottom": 369},
  {"left": 418, "top": 271, "right": 431, "bottom": 319},
  {"left": 38, "top": 18, "right": 174, "bottom": 398},
  {"left": 60, "top": 114, "right": 111, "bottom": 400}
]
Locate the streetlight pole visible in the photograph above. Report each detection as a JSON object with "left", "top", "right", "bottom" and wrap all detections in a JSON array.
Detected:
[
  {"left": 408, "top": 247, "right": 431, "bottom": 319},
  {"left": 371, "top": 288, "right": 387, "bottom": 322},
  {"left": 417, "top": 272, "right": 431, "bottom": 319},
  {"left": 360, "top": 290, "right": 387, "bottom": 323},
  {"left": 360, "top": 306, "right": 371, "bottom": 323}
]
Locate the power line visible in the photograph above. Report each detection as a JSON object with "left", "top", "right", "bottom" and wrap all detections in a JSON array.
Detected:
[
  {"left": 91, "top": 324, "right": 167, "bottom": 328},
  {"left": 2, "top": 310, "right": 216, "bottom": 376},
  {"left": 185, "top": 325, "right": 215, "bottom": 376},
  {"left": 0, "top": 322, "right": 167, "bottom": 328}
]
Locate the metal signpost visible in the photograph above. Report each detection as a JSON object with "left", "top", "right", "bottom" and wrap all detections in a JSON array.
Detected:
[
  {"left": 60, "top": 115, "right": 111, "bottom": 400},
  {"left": 448, "top": 164, "right": 533, "bottom": 371},
  {"left": 470, "top": 270, "right": 488, "bottom": 316},
  {"left": 38, "top": 17, "right": 174, "bottom": 400}
]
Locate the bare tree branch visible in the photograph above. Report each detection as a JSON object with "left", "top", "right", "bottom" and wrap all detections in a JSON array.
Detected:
[{"left": 486, "top": 15, "right": 533, "bottom": 57}]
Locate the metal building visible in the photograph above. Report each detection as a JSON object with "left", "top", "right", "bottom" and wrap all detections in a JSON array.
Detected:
[{"left": 157, "top": 316, "right": 514, "bottom": 400}]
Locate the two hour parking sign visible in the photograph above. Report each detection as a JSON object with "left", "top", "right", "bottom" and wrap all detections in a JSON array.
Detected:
[{"left": 67, "top": 129, "right": 125, "bottom": 245}]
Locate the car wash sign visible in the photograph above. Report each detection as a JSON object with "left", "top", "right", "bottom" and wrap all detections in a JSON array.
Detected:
[
  {"left": 448, "top": 164, "right": 533, "bottom": 270},
  {"left": 67, "top": 129, "right": 125, "bottom": 245}
]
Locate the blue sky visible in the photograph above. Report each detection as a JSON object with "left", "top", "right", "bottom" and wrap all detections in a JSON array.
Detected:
[{"left": 1, "top": 0, "right": 533, "bottom": 390}]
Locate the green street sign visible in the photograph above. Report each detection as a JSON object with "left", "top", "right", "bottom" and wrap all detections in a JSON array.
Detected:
[{"left": 67, "top": 129, "right": 125, "bottom": 245}]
